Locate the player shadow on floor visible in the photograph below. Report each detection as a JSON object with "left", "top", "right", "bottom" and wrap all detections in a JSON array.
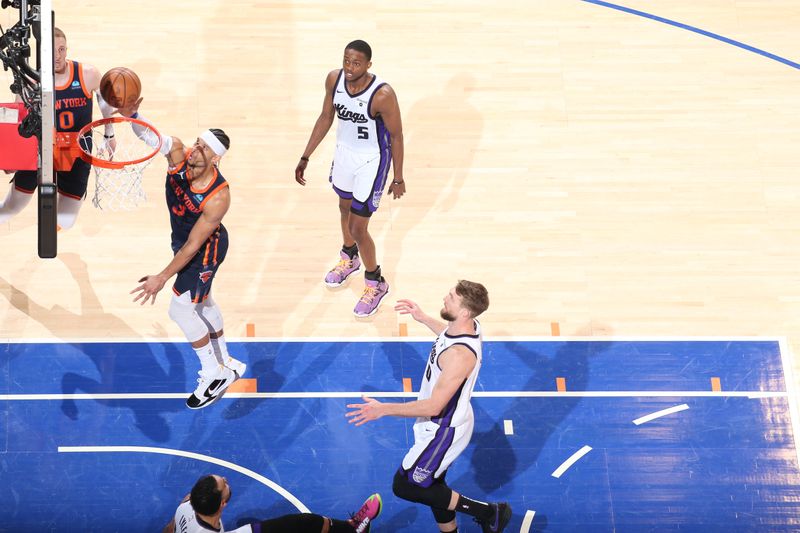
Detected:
[
  {"left": 447, "top": 334, "right": 612, "bottom": 531},
  {"left": 219, "top": 340, "right": 368, "bottom": 477},
  {"left": 219, "top": 348, "right": 285, "bottom": 420},
  {"left": 375, "top": 504, "right": 420, "bottom": 532},
  {"left": 378, "top": 72, "right": 483, "bottom": 287},
  {"left": 59, "top": 340, "right": 185, "bottom": 442},
  {"left": 381, "top": 340, "right": 428, "bottom": 385},
  {"left": 0, "top": 276, "right": 31, "bottom": 369},
  {"left": 0, "top": 253, "right": 187, "bottom": 442}
]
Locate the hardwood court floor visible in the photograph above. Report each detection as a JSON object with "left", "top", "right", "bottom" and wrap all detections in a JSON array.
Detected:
[{"left": 1, "top": 1, "right": 800, "bottom": 370}]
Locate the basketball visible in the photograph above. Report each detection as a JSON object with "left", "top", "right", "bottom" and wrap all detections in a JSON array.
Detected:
[{"left": 99, "top": 67, "right": 141, "bottom": 108}]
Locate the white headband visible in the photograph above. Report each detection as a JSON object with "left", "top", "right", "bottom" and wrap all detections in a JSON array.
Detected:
[{"left": 200, "top": 130, "right": 227, "bottom": 157}]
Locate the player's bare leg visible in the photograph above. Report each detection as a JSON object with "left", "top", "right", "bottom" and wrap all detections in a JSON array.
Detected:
[
  {"left": 348, "top": 214, "right": 375, "bottom": 272},
  {"left": 338, "top": 197, "right": 356, "bottom": 248},
  {"left": 325, "top": 197, "right": 361, "bottom": 287}
]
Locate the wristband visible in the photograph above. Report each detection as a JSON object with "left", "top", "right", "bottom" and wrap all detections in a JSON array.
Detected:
[
  {"left": 393, "top": 180, "right": 404, "bottom": 184},
  {"left": 104, "top": 134, "right": 115, "bottom": 139},
  {"left": 300, "top": 156, "right": 309, "bottom": 162}
]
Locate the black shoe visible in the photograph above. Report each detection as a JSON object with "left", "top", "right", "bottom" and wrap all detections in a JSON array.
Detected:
[
  {"left": 186, "top": 365, "right": 236, "bottom": 409},
  {"left": 474, "top": 502, "right": 512, "bottom": 533}
]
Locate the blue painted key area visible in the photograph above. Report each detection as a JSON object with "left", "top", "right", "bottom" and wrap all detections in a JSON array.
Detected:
[{"left": 1, "top": 339, "right": 798, "bottom": 532}]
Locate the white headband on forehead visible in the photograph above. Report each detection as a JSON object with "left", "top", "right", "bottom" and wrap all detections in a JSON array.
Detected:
[{"left": 200, "top": 130, "right": 227, "bottom": 157}]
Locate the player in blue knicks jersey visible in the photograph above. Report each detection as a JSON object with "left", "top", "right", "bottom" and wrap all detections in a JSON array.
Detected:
[
  {"left": 295, "top": 39, "right": 405, "bottom": 318},
  {"left": 347, "top": 281, "right": 512, "bottom": 533},
  {"left": 0, "top": 27, "right": 116, "bottom": 230},
  {"left": 119, "top": 98, "right": 245, "bottom": 410}
]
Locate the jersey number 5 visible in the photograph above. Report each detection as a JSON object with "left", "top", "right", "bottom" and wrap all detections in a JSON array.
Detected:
[{"left": 357, "top": 126, "right": 369, "bottom": 140}]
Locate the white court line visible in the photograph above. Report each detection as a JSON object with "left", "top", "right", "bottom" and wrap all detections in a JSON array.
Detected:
[
  {"left": 57, "top": 445, "right": 310, "bottom": 513},
  {"left": 0, "top": 390, "right": 788, "bottom": 401},
  {"left": 633, "top": 404, "right": 689, "bottom": 425},
  {"left": 1, "top": 392, "right": 414, "bottom": 401},
  {"left": 520, "top": 510, "right": 536, "bottom": 533},
  {"left": 748, "top": 393, "right": 787, "bottom": 399},
  {"left": 475, "top": 391, "right": 786, "bottom": 398},
  {"left": 552, "top": 445, "right": 592, "bottom": 478}
]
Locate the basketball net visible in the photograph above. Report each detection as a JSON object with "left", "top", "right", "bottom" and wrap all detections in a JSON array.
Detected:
[{"left": 76, "top": 116, "right": 162, "bottom": 211}]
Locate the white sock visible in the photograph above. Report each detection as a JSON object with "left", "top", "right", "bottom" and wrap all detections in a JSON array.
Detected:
[
  {"left": 212, "top": 334, "right": 230, "bottom": 360},
  {"left": 193, "top": 342, "right": 218, "bottom": 373},
  {"left": 0, "top": 186, "right": 34, "bottom": 224},
  {"left": 56, "top": 193, "right": 83, "bottom": 230}
]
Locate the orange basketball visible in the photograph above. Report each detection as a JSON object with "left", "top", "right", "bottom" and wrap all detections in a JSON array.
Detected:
[{"left": 99, "top": 67, "right": 141, "bottom": 108}]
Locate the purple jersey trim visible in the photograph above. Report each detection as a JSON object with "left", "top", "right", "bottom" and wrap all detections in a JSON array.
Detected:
[
  {"left": 350, "top": 119, "right": 391, "bottom": 213},
  {"left": 404, "top": 425, "right": 456, "bottom": 488},
  {"left": 367, "top": 82, "right": 387, "bottom": 121},
  {"left": 345, "top": 73, "right": 379, "bottom": 98},
  {"left": 331, "top": 180, "right": 354, "bottom": 200}
]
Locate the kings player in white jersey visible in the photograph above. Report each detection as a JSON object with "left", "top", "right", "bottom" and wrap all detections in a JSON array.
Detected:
[
  {"left": 295, "top": 40, "right": 405, "bottom": 318},
  {"left": 163, "top": 474, "right": 382, "bottom": 533},
  {"left": 346, "top": 281, "right": 513, "bottom": 533}
]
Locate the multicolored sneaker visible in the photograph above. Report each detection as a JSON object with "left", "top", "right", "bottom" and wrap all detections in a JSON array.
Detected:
[
  {"left": 348, "top": 493, "right": 382, "bottom": 533},
  {"left": 325, "top": 251, "right": 361, "bottom": 288},
  {"left": 474, "top": 502, "right": 512, "bottom": 533},
  {"left": 353, "top": 279, "right": 390, "bottom": 317},
  {"left": 223, "top": 356, "right": 247, "bottom": 379},
  {"left": 186, "top": 365, "right": 237, "bottom": 409}
]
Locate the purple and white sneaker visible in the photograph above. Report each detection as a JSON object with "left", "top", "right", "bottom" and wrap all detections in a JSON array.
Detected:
[
  {"left": 325, "top": 251, "right": 361, "bottom": 288},
  {"left": 353, "top": 279, "right": 390, "bottom": 317}
]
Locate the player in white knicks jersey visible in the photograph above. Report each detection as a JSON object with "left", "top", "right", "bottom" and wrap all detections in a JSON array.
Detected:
[
  {"left": 163, "top": 474, "right": 382, "bottom": 533},
  {"left": 295, "top": 39, "right": 405, "bottom": 318},
  {"left": 346, "top": 281, "right": 512, "bottom": 533}
]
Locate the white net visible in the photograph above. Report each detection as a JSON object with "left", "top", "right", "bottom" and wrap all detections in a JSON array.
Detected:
[
  {"left": 78, "top": 117, "right": 160, "bottom": 211},
  {"left": 91, "top": 160, "right": 150, "bottom": 211}
]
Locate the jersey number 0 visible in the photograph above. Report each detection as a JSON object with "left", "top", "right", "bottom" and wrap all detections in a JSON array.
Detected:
[{"left": 59, "top": 111, "right": 74, "bottom": 130}]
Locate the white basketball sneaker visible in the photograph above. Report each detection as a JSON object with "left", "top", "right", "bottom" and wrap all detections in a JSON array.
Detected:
[
  {"left": 224, "top": 356, "right": 247, "bottom": 379},
  {"left": 186, "top": 365, "right": 237, "bottom": 409}
]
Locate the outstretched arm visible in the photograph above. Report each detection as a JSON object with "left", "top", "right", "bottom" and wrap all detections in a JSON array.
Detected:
[
  {"left": 115, "top": 98, "right": 186, "bottom": 167},
  {"left": 346, "top": 345, "right": 476, "bottom": 424},
  {"left": 131, "top": 189, "right": 230, "bottom": 305},
  {"left": 295, "top": 69, "right": 339, "bottom": 185},
  {"left": 394, "top": 299, "right": 446, "bottom": 335}
]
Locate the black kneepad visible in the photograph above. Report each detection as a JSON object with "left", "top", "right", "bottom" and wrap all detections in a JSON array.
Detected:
[
  {"left": 393, "top": 469, "right": 416, "bottom": 501},
  {"left": 432, "top": 507, "right": 457, "bottom": 524}
]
